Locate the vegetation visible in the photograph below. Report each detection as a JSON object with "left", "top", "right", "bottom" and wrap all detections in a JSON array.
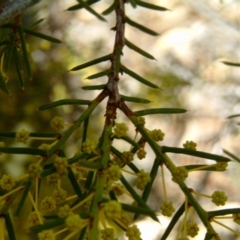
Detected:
[{"left": 0, "top": 0, "right": 240, "bottom": 239}]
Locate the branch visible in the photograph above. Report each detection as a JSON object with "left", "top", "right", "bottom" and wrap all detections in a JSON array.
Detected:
[{"left": 0, "top": 0, "right": 40, "bottom": 25}]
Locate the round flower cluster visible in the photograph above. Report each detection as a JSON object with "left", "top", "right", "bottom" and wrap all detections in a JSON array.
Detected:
[
  {"left": 215, "top": 162, "right": 228, "bottom": 171},
  {"left": 28, "top": 211, "right": 40, "bottom": 227},
  {"left": 103, "top": 179, "right": 113, "bottom": 194},
  {"left": 15, "top": 129, "right": 30, "bottom": 144},
  {"left": 135, "top": 170, "right": 151, "bottom": 190},
  {"left": 28, "top": 163, "right": 43, "bottom": 178},
  {"left": 103, "top": 201, "right": 122, "bottom": 219},
  {"left": 137, "top": 148, "right": 146, "bottom": 160},
  {"left": 160, "top": 201, "right": 175, "bottom": 217},
  {"left": 52, "top": 188, "right": 67, "bottom": 204},
  {"left": 65, "top": 214, "right": 84, "bottom": 232},
  {"left": 100, "top": 228, "right": 118, "bottom": 240},
  {"left": 112, "top": 183, "right": 125, "bottom": 196},
  {"left": 58, "top": 204, "right": 73, "bottom": 218},
  {"left": 137, "top": 116, "right": 146, "bottom": 126},
  {"left": 233, "top": 213, "right": 240, "bottom": 225},
  {"left": 51, "top": 116, "right": 65, "bottom": 132},
  {"left": 54, "top": 156, "right": 68, "bottom": 177},
  {"left": 211, "top": 191, "right": 228, "bottom": 206},
  {"left": 46, "top": 173, "right": 60, "bottom": 187},
  {"left": 122, "top": 151, "right": 134, "bottom": 164},
  {"left": 183, "top": 141, "right": 197, "bottom": 150},
  {"left": 186, "top": 222, "right": 199, "bottom": 237},
  {"left": 114, "top": 122, "right": 128, "bottom": 138},
  {"left": 0, "top": 174, "right": 15, "bottom": 191},
  {"left": 38, "top": 230, "right": 55, "bottom": 240},
  {"left": 172, "top": 166, "right": 188, "bottom": 182},
  {"left": 149, "top": 129, "right": 164, "bottom": 142},
  {"left": 125, "top": 225, "right": 141, "bottom": 240},
  {"left": 118, "top": 212, "right": 132, "bottom": 227},
  {"left": 82, "top": 139, "right": 96, "bottom": 154},
  {"left": 107, "top": 165, "right": 121, "bottom": 181},
  {"left": 40, "top": 196, "right": 56, "bottom": 213},
  {"left": 38, "top": 143, "right": 51, "bottom": 151}
]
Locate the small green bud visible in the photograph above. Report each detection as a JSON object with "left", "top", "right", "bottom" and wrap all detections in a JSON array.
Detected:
[
  {"left": 211, "top": 191, "right": 228, "bottom": 206},
  {"left": 183, "top": 140, "right": 197, "bottom": 150},
  {"left": 15, "top": 129, "right": 30, "bottom": 144}
]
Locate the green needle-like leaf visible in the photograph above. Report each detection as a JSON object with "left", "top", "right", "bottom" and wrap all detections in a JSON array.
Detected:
[
  {"left": 120, "top": 175, "right": 159, "bottom": 222},
  {"left": 38, "top": 99, "right": 90, "bottom": 110},
  {"left": 84, "top": 4, "right": 106, "bottom": 22},
  {"left": 223, "top": 149, "right": 240, "bottom": 163},
  {"left": 208, "top": 208, "right": 240, "bottom": 217},
  {"left": 23, "top": 28, "right": 62, "bottom": 43},
  {"left": 14, "top": 178, "right": 32, "bottom": 216},
  {"left": 121, "top": 94, "right": 151, "bottom": 103},
  {"left": 82, "top": 84, "right": 106, "bottom": 90},
  {"left": 102, "top": 1, "right": 117, "bottom": 15},
  {"left": 0, "top": 72, "right": 9, "bottom": 94},
  {"left": 86, "top": 69, "right": 111, "bottom": 79},
  {"left": 227, "top": 113, "right": 240, "bottom": 119},
  {"left": 4, "top": 213, "right": 16, "bottom": 240},
  {"left": 69, "top": 54, "right": 111, "bottom": 71},
  {"left": 222, "top": 61, "right": 240, "bottom": 67},
  {"left": 125, "top": 16, "right": 158, "bottom": 36},
  {"left": 68, "top": 168, "right": 83, "bottom": 198},
  {"left": 134, "top": 157, "right": 160, "bottom": 221},
  {"left": 67, "top": 0, "right": 99, "bottom": 11},
  {"left": 125, "top": 38, "right": 156, "bottom": 60},
  {"left": 162, "top": 146, "right": 231, "bottom": 162},
  {"left": 135, "top": 108, "right": 187, "bottom": 116},
  {"left": 12, "top": 46, "right": 24, "bottom": 88},
  {"left": 121, "top": 65, "right": 159, "bottom": 88},
  {"left": 0, "top": 147, "right": 47, "bottom": 155},
  {"left": 18, "top": 25, "right": 32, "bottom": 80},
  {"left": 161, "top": 202, "right": 185, "bottom": 240},
  {"left": 137, "top": 0, "right": 169, "bottom": 11},
  {"left": 128, "top": 0, "right": 137, "bottom": 8}
]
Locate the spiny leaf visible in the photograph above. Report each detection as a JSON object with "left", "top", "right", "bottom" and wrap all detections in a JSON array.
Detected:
[
  {"left": 14, "top": 178, "right": 32, "bottom": 216},
  {"left": 0, "top": 72, "right": 9, "bottom": 94},
  {"left": 125, "top": 16, "right": 158, "bottom": 36},
  {"left": 135, "top": 108, "right": 187, "bottom": 116},
  {"left": 86, "top": 69, "right": 111, "bottom": 79},
  {"left": 29, "top": 18, "right": 44, "bottom": 29},
  {"left": 38, "top": 99, "right": 91, "bottom": 110},
  {"left": 102, "top": 1, "right": 117, "bottom": 15},
  {"left": 0, "top": 132, "right": 58, "bottom": 138},
  {"left": 128, "top": 0, "right": 137, "bottom": 8},
  {"left": 83, "top": 4, "right": 106, "bottom": 22},
  {"left": 222, "top": 61, "right": 240, "bottom": 67},
  {"left": 125, "top": 38, "right": 156, "bottom": 60},
  {"left": 120, "top": 175, "right": 159, "bottom": 222},
  {"left": 70, "top": 54, "right": 111, "bottom": 71},
  {"left": 12, "top": 46, "right": 24, "bottom": 88},
  {"left": 4, "top": 213, "right": 16, "bottom": 240},
  {"left": 0, "top": 147, "right": 47, "bottom": 156},
  {"left": 161, "top": 146, "right": 231, "bottom": 162},
  {"left": 121, "top": 65, "right": 159, "bottom": 89},
  {"left": 223, "top": 149, "right": 240, "bottom": 163},
  {"left": 23, "top": 28, "right": 62, "bottom": 43},
  {"left": 208, "top": 208, "right": 240, "bottom": 217},
  {"left": 121, "top": 94, "right": 151, "bottom": 103},
  {"left": 82, "top": 84, "right": 106, "bottom": 90},
  {"left": 227, "top": 114, "right": 240, "bottom": 119},
  {"left": 137, "top": 0, "right": 169, "bottom": 11},
  {"left": 67, "top": 0, "right": 99, "bottom": 11},
  {"left": 161, "top": 202, "right": 185, "bottom": 240}
]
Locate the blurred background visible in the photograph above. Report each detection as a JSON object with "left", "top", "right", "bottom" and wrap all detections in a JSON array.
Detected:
[{"left": 1, "top": 0, "right": 240, "bottom": 239}]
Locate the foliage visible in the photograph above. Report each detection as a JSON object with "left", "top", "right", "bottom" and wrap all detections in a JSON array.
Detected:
[{"left": 0, "top": 0, "right": 240, "bottom": 240}]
